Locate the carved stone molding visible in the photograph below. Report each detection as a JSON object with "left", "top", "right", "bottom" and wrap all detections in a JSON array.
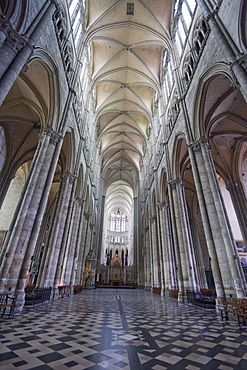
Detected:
[
  {"left": 189, "top": 137, "right": 211, "bottom": 153},
  {"left": 168, "top": 178, "right": 181, "bottom": 190},
  {"left": 62, "top": 171, "right": 77, "bottom": 184},
  {"left": 0, "top": 19, "right": 28, "bottom": 52},
  {"left": 38, "top": 127, "right": 63, "bottom": 146},
  {"left": 52, "top": 5, "right": 74, "bottom": 77},
  {"left": 49, "top": 131, "right": 63, "bottom": 145},
  {"left": 75, "top": 196, "right": 84, "bottom": 206},
  {"left": 182, "top": 16, "right": 210, "bottom": 91},
  {"left": 149, "top": 215, "right": 157, "bottom": 223},
  {"left": 156, "top": 201, "right": 167, "bottom": 210},
  {"left": 84, "top": 211, "right": 91, "bottom": 220},
  {"left": 226, "top": 182, "right": 239, "bottom": 192}
]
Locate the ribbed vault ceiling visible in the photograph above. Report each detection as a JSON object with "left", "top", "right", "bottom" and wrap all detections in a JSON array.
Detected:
[{"left": 85, "top": 0, "right": 173, "bottom": 215}]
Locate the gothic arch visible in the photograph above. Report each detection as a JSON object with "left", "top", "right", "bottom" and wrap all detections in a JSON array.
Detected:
[
  {"left": 193, "top": 63, "right": 235, "bottom": 139},
  {"left": 160, "top": 170, "right": 168, "bottom": 203},
  {"left": 171, "top": 133, "right": 187, "bottom": 179},
  {"left": 29, "top": 48, "right": 61, "bottom": 130},
  {"left": 75, "top": 165, "right": 84, "bottom": 197},
  {"left": 0, "top": 0, "right": 28, "bottom": 33},
  {"left": 61, "top": 130, "right": 76, "bottom": 174},
  {"left": 0, "top": 57, "right": 60, "bottom": 216},
  {"left": 239, "top": 0, "right": 247, "bottom": 49}
]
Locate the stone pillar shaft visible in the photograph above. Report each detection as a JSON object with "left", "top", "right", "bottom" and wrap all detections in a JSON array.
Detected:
[
  {"left": 157, "top": 203, "right": 170, "bottom": 294},
  {"left": 41, "top": 172, "right": 75, "bottom": 288},
  {"left": 188, "top": 143, "right": 225, "bottom": 297},
  {"left": 143, "top": 227, "right": 152, "bottom": 290},
  {"left": 149, "top": 216, "right": 160, "bottom": 288},
  {"left": 15, "top": 131, "right": 63, "bottom": 293},
  {"left": 74, "top": 213, "right": 88, "bottom": 285},
  {"left": 169, "top": 179, "right": 192, "bottom": 292},
  {"left": 164, "top": 203, "right": 177, "bottom": 290},
  {"left": 0, "top": 129, "right": 62, "bottom": 291},
  {"left": 63, "top": 197, "right": 83, "bottom": 286},
  {"left": 201, "top": 140, "right": 246, "bottom": 297},
  {"left": 189, "top": 139, "right": 246, "bottom": 297},
  {"left": 178, "top": 179, "right": 200, "bottom": 292},
  {"left": 167, "top": 183, "right": 184, "bottom": 300},
  {"left": 226, "top": 182, "right": 247, "bottom": 247}
]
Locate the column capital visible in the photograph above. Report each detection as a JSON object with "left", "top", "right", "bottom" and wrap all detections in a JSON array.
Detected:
[
  {"left": 84, "top": 211, "right": 91, "bottom": 220},
  {"left": 39, "top": 127, "right": 63, "bottom": 145},
  {"left": 0, "top": 19, "right": 28, "bottom": 52},
  {"left": 156, "top": 201, "right": 167, "bottom": 210},
  {"left": 62, "top": 171, "right": 77, "bottom": 184},
  {"left": 143, "top": 225, "right": 149, "bottom": 232},
  {"left": 75, "top": 196, "right": 84, "bottom": 206},
  {"left": 226, "top": 182, "right": 239, "bottom": 191},
  {"left": 188, "top": 137, "right": 211, "bottom": 153},
  {"left": 168, "top": 177, "right": 183, "bottom": 190},
  {"left": 149, "top": 215, "right": 156, "bottom": 223}
]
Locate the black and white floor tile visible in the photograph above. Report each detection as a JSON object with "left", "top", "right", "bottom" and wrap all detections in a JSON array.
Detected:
[{"left": 1, "top": 289, "right": 247, "bottom": 369}]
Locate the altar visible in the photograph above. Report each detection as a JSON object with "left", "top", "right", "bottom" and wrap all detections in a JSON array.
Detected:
[{"left": 109, "top": 255, "right": 123, "bottom": 285}]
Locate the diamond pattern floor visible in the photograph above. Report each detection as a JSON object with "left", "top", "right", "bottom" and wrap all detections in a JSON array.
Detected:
[{"left": 1, "top": 289, "right": 247, "bottom": 369}]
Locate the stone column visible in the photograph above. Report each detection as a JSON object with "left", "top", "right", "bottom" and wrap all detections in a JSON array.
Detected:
[
  {"left": 96, "top": 195, "right": 105, "bottom": 265},
  {"left": 156, "top": 203, "right": 167, "bottom": 295},
  {"left": 161, "top": 202, "right": 177, "bottom": 293},
  {"left": 0, "top": 128, "right": 63, "bottom": 292},
  {"left": 69, "top": 198, "right": 85, "bottom": 288},
  {"left": 188, "top": 142, "right": 224, "bottom": 298},
  {"left": 178, "top": 179, "right": 200, "bottom": 292},
  {"left": 169, "top": 179, "right": 193, "bottom": 295},
  {"left": 133, "top": 197, "right": 138, "bottom": 285},
  {"left": 143, "top": 226, "right": 152, "bottom": 290},
  {"left": 201, "top": 139, "right": 246, "bottom": 297},
  {"left": 138, "top": 233, "right": 145, "bottom": 288},
  {"left": 62, "top": 197, "right": 84, "bottom": 288},
  {"left": 75, "top": 211, "right": 91, "bottom": 285},
  {"left": 189, "top": 139, "right": 246, "bottom": 297},
  {"left": 41, "top": 172, "right": 76, "bottom": 290},
  {"left": 167, "top": 182, "right": 184, "bottom": 300},
  {"left": 15, "top": 130, "right": 63, "bottom": 295},
  {"left": 54, "top": 174, "right": 78, "bottom": 294},
  {"left": 226, "top": 182, "right": 247, "bottom": 248},
  {"left": 149, "top": 215, "right": 160, "bottom": 289},
  {"left": 74, "top": 211, "right": 88, "bottom": 285},
  {"left": 167, "top": 203, "right": 178, "bottom": 290}
]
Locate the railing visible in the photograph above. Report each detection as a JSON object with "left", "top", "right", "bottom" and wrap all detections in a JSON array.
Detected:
[
  {"left": 186, "top": 290, "right": 216, "bottom": 309},
  {"left": 24, "top": 286, "right": 52, "bottom": 306},
  {"left": 58, "top": 285, "right": 71, "bottom": 298}
]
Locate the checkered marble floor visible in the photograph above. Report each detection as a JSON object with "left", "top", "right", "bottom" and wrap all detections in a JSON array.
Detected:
[{"left": 1, "top": 289, "right": 247, "bottom": 369}]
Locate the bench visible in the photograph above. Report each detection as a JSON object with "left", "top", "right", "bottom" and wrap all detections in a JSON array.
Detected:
[
  {"left": 218, "top": 299, "right": 247, "bottom": 326},
  {"left": 0, "top": 293, "right": 19, "bottom": 317},
  {"left": 186, "top": 290, "right": 216, "bottom": 309},
  {"left": 169, "top": 289, "right": 179, "bottom": 299}
]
